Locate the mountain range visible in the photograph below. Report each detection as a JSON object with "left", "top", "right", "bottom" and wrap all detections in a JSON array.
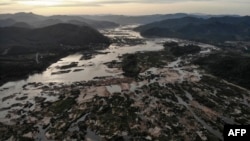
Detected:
[
  {"left": 82, "top": 13, "right": 240, "bottom": 25},
  {"left": 0, "top": 12, "right": 241, "bottom": 28},
  {"left": 0, "top": 12, "right": 119, "bottom": 29},
  {"left": 135, "top": 16, "right": 250, "bottom": 43}
]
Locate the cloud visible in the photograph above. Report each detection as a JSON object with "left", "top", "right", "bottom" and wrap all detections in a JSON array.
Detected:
[
  {"left": 1, "top": 0, "right": 250, "bottom": 7},
  {"left": 0, "top": 3, "right": 11, "bottom": 6},
  {"left": 0, "top": 0, "right": 208, "bottom": 8},
  {"left": 0, "top": 0, "right": 12, "bottom": 5},
  {"left": 0, "top": 0, "right": 249, "bottom": 15}
]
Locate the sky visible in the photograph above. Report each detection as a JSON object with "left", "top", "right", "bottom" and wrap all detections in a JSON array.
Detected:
[{"left": 0, "top": 0, "right": 249, "bottom": 16}]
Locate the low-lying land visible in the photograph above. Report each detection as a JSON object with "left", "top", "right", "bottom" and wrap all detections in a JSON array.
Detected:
[{"left": 1, "top": 40, "right": 249, "bottom": 141}]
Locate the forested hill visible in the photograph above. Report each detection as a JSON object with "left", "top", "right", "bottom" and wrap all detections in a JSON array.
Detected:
[
  {"left": 0, "top": 23, "right": 110, "bottom": 85},
  {"left": 135, "top": 16, "right": 250, "bottom": 43},
  {"left": 0, "top": 23, "right": 110, "bottom": 55}
]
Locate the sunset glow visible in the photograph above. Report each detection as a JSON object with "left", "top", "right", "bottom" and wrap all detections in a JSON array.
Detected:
[
  {"left": 18, "top": 0, "right": 62, "bottom": 6},
  {"left": 17, "top": 0, "right": 97, "bottom": 6},
  {"left": 0, "top": 0, "right": 249, "bottom": 15}
]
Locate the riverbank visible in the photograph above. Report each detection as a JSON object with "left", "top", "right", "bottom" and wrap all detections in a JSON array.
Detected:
[
  {"left": 0, "top": 25, "right": 249, "bottom": 141},
  {"left": 0, "top": 44, "right": 110, "bottom": 87}
]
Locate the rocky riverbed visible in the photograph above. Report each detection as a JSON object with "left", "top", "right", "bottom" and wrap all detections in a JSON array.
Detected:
[{"left": 0, "top": 25, "right": 249, "bottom": 141}]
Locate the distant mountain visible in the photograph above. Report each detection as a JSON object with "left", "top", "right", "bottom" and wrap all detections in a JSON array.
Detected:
[
  {"left": 11, "top": 22, "right": 31, "bottom": 28},
  {"left": 0, "top": 18, "right": 32, "bottom": 28},
  {"left": 0, "top": 12, "right": 119, "bottom": 29},
  {"left": 50, "top": 15, "right": 119, "bottom": 29},
  {"left": 0, "top": 19, "right": 16, "bottom": 27},
  {"left": 0, "top": 12, "right": 240, "bottom": 29},
  {"left": 83, "top": 20, "right": 119, "bottom": 29},
  {"left": 67, "top": 20, "right": 89, "bottom": 27},
  {"left": 136, "top": 17, "right": 203, "bottom": 31},
  {"left": 0, "top": 23, "right": 110, "bottom": 55},
  {"left": 135, "top": 16, "right": 250, "bottom": 43},
  {"left": 82, "top": 13, "right": 189, "bottom": 25},
  {"left": 81, "top": 13, "right": 240, "bottom": 25},
  {"left": 32, "top": 19, "right": 63, "bottom": 28},
  {"left": 0, "top": 12, "right": 45, "bottom": 23}
]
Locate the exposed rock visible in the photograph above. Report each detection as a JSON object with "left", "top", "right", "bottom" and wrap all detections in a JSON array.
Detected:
[{"left": 34, "top": 97, "right": 46, "bottom": 103}]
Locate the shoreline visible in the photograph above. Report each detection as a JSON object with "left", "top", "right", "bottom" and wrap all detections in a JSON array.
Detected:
[{"left": 0, "top": 44, "right": 110, "bottom": 87}]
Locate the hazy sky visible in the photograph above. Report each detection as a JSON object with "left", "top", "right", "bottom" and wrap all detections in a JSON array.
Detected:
[{"left": 0, "top": 0, "right": 249, "bottom": 15}]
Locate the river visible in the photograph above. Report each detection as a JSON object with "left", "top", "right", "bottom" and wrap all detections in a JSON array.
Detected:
[
  {"left": 0, "top": 25, "right": 226, "bottom": 140},
  {"left": 0, "top": 25, "right": 169, "bottom": 121}
]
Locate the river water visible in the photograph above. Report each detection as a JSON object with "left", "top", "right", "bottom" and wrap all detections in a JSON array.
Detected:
[
  {"left": 0, "top": 26, "right": 165, "bottom": 86},
  {"left": 0, "top": 25, "right": 215, "bottom": 119},
  {"left": 0, "top": 25, "right": 223, "bottom": 140},
  {"left": 0, "top": 25, "right": 170, "bottom": 121}
]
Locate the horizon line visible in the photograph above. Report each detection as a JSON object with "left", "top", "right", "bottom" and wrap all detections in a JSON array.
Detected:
[{"left": 0, "top": 11, "right": 249, "bottom": 17}]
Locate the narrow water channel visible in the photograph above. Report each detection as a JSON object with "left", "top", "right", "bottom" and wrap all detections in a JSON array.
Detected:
[{"left": 0, "top": 25, "right": 224, "bottom": 140}]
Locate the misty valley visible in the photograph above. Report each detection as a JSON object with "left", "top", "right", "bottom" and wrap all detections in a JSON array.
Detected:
[{"left": 0, "top": 12, "right": 250, "bottom": 141}]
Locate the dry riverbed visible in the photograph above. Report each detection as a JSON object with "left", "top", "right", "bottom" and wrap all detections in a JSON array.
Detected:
[{"left": 0, "top": 25, "right": 249, "bottom": 141}]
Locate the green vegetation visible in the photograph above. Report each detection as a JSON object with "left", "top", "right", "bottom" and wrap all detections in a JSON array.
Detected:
[
  {"left": 121, "top": 42, "right": 200, "bottom": 78},
  {"left": 0, "top": 23, "right": 111, "bottom": 86},
  {"left": 135, "top": 16, "right": 250, "bottom": 43},
  {"left": 0, "top": 53, "right": 65, "bottom": 85},
  {"left": 50, "top": 98, "right": 76, "bottom": 114},
  {"left": 0, "top": 23, "right": 110, "bottom": 53},
  {"left": 86, "top": 95, "right": 138, "bottom": 137},
  {"left": 121, "top": 49, "right": 174, "bottom": 78},
  {"left": 195, "top": 52, "right": 250, "bottom": 89},
  {"left": 122, "top": 54, "right": 141, "bottom": 77},
  {"left": 164, "top": 42, "right": 201, "bottom": 56}
]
